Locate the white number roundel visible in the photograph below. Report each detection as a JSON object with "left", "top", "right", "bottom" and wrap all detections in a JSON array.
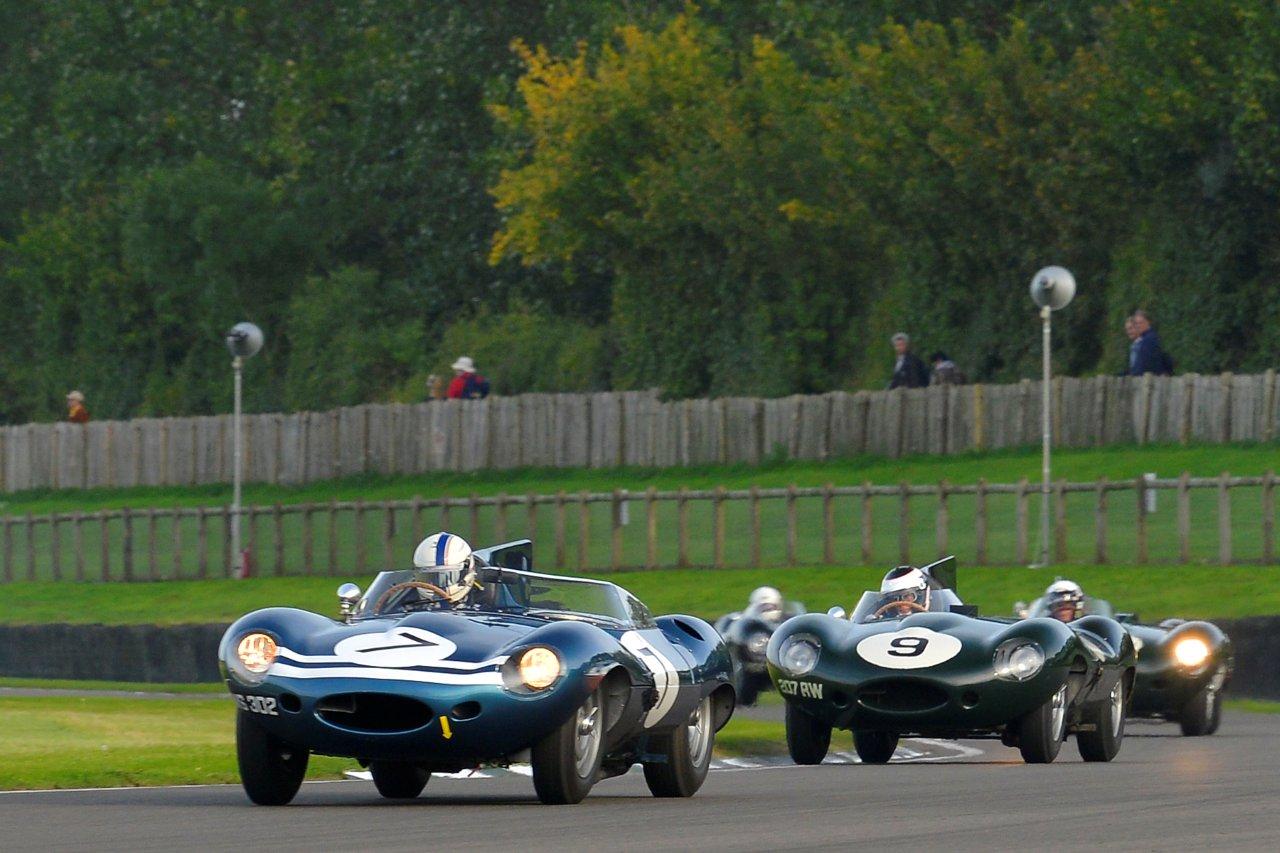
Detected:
[{"left": 855, "top": 627, "right": 962, "bottom": 670}]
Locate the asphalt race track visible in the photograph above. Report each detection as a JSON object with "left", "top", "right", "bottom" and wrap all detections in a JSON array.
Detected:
[{"left": 3, "top": 713, "right": 1278, "bottom": 852}]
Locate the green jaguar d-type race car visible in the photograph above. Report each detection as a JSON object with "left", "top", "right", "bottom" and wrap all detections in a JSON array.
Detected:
[
  {"left": 1019, "top": 580, "right": 1233, "bottom": 736},
  {"left": 768, "top": 558, "right": 1136, "bottom": 765}
]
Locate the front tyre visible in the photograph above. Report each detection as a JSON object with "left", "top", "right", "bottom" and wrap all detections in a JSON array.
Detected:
[
  {"left": 531, "top": 690, "right": 603, "bottom": 805},
  {"left": 644, "top": 695, "right": 715, "bottom": 798},
  {"left": 1017, "top": 684, "right": 1067, "bottom": 764},
  {"left": 1179, "top": 678, "right": 1223, "bottom": 737},
  {"left": 236, "top": 710, "right": 308, "bottom": 805},
  {"left": 785, "top": 702, "right": 832, "bottom": 765},
  {"left": 369, "top": 761, "right": 430, "bottom": 798},
  {"left": 853, "top": 731, "right": 899, "bottom": 764},
  {"left": 1078, "top": 677, "right": 1126, "bottom": 762}
]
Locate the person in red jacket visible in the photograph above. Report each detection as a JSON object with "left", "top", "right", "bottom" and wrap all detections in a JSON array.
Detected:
[
  {"left": 65, "top": 390, "right": 90, "bottom": 423},
  {"left": 446, "top": 356, "right": 490, "bottom": 399}
]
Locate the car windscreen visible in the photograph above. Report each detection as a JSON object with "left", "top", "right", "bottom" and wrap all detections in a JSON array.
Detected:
[
  {"left": 850, "top": 587, "right": 962, "bottom": 623},
  {"left": 1026, "top": 595, "right": 1113, "bottom": 619},
  {"left": 355, "top": 568, "right": 647, "bottom": 627}
]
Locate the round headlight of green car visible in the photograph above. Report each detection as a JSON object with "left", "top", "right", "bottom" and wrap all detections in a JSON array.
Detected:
[
  {"left": 778, "top": 635, "right": 820, "bottom": 676},
  {"left": 746, "top": 631, "right": 770, "bottom": 658},
  {"left": 993, "top": 639, "right": 1045, "bottom": 681}
]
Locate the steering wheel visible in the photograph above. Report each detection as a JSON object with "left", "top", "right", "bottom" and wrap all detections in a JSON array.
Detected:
[
  {"left": 373, "top": 581, "right": 451, "bottom": 615},
  {"left": 872, "top": 599, "right": 928, "bottom": 618}
]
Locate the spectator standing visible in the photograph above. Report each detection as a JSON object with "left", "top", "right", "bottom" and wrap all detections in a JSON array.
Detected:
[
  {"left": 1128, "top": 310, "right": 1173, "bottom": 376},
  {"left": 426, "top": 373, "right": 445, "bottom": 401},
  {"left": 887, "top": 333, "right": 929, "bottom": 389},
  {"left": 929, "top": 351, "right": 967, "bottom": 385},
  {"left": 65, "top": 390, "right": 90, "bottom": 423},
  {"left": 446, "top": 356, "right": 491, "bottom": 400}
]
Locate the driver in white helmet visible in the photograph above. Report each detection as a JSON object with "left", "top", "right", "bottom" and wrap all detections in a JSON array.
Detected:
[
  {"left": 867, "top": 566, "right": 932, "bottom": 620},
  {"left": 746, "top": 586, "right": 786, "bottom": 624},
  {"left": 409, "top": 531, "right": 484, "bottom": 606},
  {"left": 1042, "top": 579, "right": 1085, "bottom": 623}
]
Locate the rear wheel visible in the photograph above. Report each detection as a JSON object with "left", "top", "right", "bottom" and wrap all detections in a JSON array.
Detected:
[
  {"left": 1179, "top": 679, "right": 1223, "bottom": 737},
  {"left": 853, "top": 731, "right": 899, "bottom": 764},
  {"left": 644, "top": 695, "right": 715, "bottom": 798},
  {"left": 236, "top": 710, "right": 308, "bottom": 806},
  {"left": 785, "top": 702, "right": 832, "bottom": 765},
  {"left": 369, "top": 761, "right": 430, "bottom": 799},
  {"left": 1016, "top": 684, "right": 1067, "bottom": 764},
  {"left": 1077, "top": 677, "right": 1126, "bottom": 762},
  {"left": 531, "top": 690, "right": 603, "bottom": 805}
]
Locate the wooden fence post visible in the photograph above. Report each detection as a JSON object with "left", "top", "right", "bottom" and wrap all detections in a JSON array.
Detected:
[
  {"left": 1177, "top": 473, "right": 1191, "bottom": 564},
  {"left": 275, "top": 503, "right": 286, "bottom": 576},
  {"left": 611, "top": 490, "right": 624, "bottom": 570},
  {"left": 1135, "top": 476, "right": 1148, "bottom": 564},
  {"left": 860, "top": 482, "right": 873, "bottom": 565},
  {"left": 898, "top": 481, "right": 910, "bottom": 565},
  {"left": 148, "top": 508, "right": 159, "bottom": 580},
  {"left": 3, "top": 517, "right": 12, "bottom": 583},
  {"left": 526, "top": 494, "right": 538, "bottom": 556},
  {"left": 73, "top": 512, "right": 85, "bottom": 582},
  {"left": 411, "top": 495, "right": 424, "bottom": 544},
  {"left": 197, "top": 507, "right": 208, "bottom": 579},
  {"left": 714, "top": 487, "right": 726, "bottom": 568},
  {"left": 646, "top": 487, "right": 658, "bottom": 569},
  {"left": 102, "top": 511, "right": 112, "bottom": 581},
  {"left": 1054, "top": 480, "right": 1068, "bottom": 563},
  {"left": 786, "top": 485, "right": 798, "bottom": 566},
  {"left": 975, "top": 479, "right": 987, "bottom": 565},
  {"left": 24, "top": 513, "right": 35, "bottom": 581},
  {"left": 302, "top": 504, "right": 314, "bottom": 575},
  {"left": 50, "top": 514, "right": 61, "bottom": 582},
  {"left": 1016, "top": 478, "right": 1029, "bottom": 564},
  {"left": 246, "top": 505, "right": 258, "bottom": 576},
  {"left": 555, "top": 491, "right": 567, "bottom": 568},
  {"left": 470, "top": 494, "right": 481, "bottom": 544},
  {"left": 822, "top": 483, "right": 835, "bottom": 565},
  {"left": 1094, "top": 477, "right": 1108, "bottom": 564},
  {"left": 1218, "top": 472, "right": 1232, "bottom": 565},
  {"left": 328, "top": 500, "right": 339, "bottom": 575},
  {"left": 677, "top": 487, "right": 689, "bottom": 569},
  {"left": 354, "top": 499, "right": 366, "bottom": 574},
  {"left": 1264, "top": 470, "right": 1276, "bottom": 564},
  {"left": 936, "top": 481, "right": 949, "bottom": 559},
  {"left": 383, "top": 502, "right": 396, "bottom": 570},
  {"left": 496, "top": 493, "right": 509, "bottom": 544},
  {"left": 121, "top": 507, "right": 133, "bottom": 582},
  {"left": 171, "top": 508, "right": 182, "bottom": 579},
  {"left": 578, "top": 491, "right": 591, "bottom": 570},
  {"left": 747, "top": 484, "right": 757, "bottom": 563}
]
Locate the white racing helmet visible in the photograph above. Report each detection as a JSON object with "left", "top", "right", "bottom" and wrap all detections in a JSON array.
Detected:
[
  {"left": 1044, "top": 579, "right": 1085, "bottom": 621},
  {"left": 412, "top": 532, "right": 479, "bottom": 603},
  {"left": 747, "top": 585, "right": 785, "bottom": 622}
]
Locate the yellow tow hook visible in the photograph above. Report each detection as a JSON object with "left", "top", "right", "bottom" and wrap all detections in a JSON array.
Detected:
[{"left": 440, "top": 716, "right": 453, "bottom": 739}]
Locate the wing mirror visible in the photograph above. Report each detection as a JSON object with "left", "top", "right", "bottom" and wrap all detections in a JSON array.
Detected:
[
  {"left": 826, "top": 606, "right": 847, "bottom": 620},
  {"left": 337, "top": 583, "right": 362, "bottom": 622}
]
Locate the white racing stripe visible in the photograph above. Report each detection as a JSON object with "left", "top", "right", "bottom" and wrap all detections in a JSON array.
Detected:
[
  {"left": 268, "top": 663, "right": 503, "bottom": 686},
  {"left": 276, "top": 648, "right": 508, "bottom": 671}
]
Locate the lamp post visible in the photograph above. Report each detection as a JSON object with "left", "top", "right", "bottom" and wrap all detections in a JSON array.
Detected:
[
  {"left": 1028, "top": 267, "right": 1076, "bottom": 567},
  {"left": 225, "top": 322, "right": 264, "bottom": 577}
]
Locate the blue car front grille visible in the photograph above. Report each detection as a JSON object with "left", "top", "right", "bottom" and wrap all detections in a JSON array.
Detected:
[{"left": 316, "top": 693, "right": 434, "bottom": 733}]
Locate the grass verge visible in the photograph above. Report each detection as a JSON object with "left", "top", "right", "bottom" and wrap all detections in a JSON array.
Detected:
[{"left": 2, "top": 564, "right": 1277, "bottom": 627}]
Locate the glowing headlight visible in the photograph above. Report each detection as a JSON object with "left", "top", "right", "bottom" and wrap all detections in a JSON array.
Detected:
[
  {"left": 778, "top": 635, "right": 820, "bottom": 676},
  {"left": 746, "top": 631, "right": 770, "bottom": 657},
  {"left": 230, "top": 632, "right": 278, "bottom": 684},
  {"left": 518, "top": 647, "right": 562, "bottom": 690},
  {"left": 994, "top": 639, "right": 1045, "bottom": 681},
  {"left": 1173, "top": 637, "right": 1210, "bottom": 670}
]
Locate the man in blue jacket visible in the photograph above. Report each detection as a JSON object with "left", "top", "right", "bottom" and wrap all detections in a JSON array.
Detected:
[{"left": 1128, "top": 310, "right": 1173, "bottom": 376}]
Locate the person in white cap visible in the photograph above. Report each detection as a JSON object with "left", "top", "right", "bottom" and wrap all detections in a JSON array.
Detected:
[
  {"left": 446, "top": 356, "right": 490, "bottom": 400},
  {"left": 65, "top": 390, "right": 90, "bottom": 423}
]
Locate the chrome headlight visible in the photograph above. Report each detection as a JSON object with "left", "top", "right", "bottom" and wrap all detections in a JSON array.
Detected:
[
  {"left": 229, "top": 632, "right": 278, "bottom": 685},
  {"left": 746, "top": 631, "right": 770, "bottom": 658},
  {"left": 1173, "top": 637, "right": 1210, "bottom": 673},
  {"left": 778, "top": 635, "right": 820, "bottom": 676},
  {"left": 516, "top": 647, "right": 562, "bottom": 691},
  {"left": 994, "top": 639, "right": 1045, "bottom": 681}
]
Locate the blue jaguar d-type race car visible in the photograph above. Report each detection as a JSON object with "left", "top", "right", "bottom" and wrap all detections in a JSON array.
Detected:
[
  {"left": 220, "top": 534, "right": 735, "bottom": 805},
  {"left": 768, "top": 557, "right": 1136, "bottom": 766}
]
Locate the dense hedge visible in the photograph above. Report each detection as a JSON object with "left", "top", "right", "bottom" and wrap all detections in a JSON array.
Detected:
[{"left": 2, "top": 1, "right": 1277, "bottom": 420}]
